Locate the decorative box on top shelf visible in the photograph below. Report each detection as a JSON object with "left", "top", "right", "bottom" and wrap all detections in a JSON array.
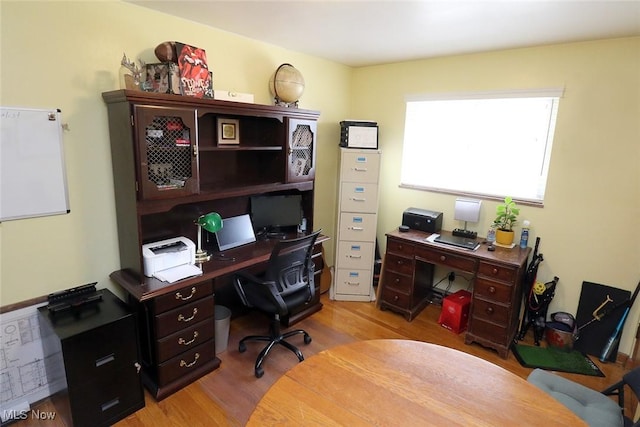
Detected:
[{"left": 144, "top": 63, "right": 181, "bottom": 95}]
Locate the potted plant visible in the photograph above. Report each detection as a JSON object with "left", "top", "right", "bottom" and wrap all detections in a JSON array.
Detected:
[{"left": 493, "top": 196, "right": 520, "bottom": 245}]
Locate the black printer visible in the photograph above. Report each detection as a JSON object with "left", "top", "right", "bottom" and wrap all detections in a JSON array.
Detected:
[{"left": 402, "top": 207, "right": 443, "bottom": 233}]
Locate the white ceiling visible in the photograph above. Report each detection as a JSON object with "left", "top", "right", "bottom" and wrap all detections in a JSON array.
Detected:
[{"left": 128, "top": 0, "right": 640, "bottom": 67}]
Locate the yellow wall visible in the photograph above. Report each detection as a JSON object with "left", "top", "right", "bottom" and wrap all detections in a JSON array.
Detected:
[
  {"left": 0, "top": 1, "right": 349, "bottom": 303},
  {"left": 352, "top": 37, "right": 640, "bottom": 353},
  {"left": 1, "top": 2, "right": 639, "bottom": 355}
]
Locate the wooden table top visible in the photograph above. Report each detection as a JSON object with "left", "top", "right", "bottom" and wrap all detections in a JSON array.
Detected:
[{"left": 247, "top": 339, "right": 586, "bottom": 426}]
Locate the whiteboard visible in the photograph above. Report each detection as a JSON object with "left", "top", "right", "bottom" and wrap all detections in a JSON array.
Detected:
[{"left": 0, "top": 107, "right": 69, "bottom": 221}]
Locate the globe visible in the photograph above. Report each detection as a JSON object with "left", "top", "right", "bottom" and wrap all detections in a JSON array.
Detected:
[{"left": 269, "top": 64, "right": 305, "bottom": 105}]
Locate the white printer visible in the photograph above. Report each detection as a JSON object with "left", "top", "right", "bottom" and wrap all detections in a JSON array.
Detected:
[{"left": 142, "top": 236, "right": 196, "bottom": 277}]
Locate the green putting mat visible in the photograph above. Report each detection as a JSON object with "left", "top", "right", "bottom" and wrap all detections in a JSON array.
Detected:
[{"left": 512, "top": 344, "right": 605, "bottom": 377}]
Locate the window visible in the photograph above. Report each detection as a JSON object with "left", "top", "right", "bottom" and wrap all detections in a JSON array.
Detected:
[{"left": 400, "top": 88, "right": 562, "bottom": 204}]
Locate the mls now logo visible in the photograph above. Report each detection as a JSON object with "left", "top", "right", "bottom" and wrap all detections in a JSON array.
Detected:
[{"left": 2, "top": 409, "right": 56, "bottom": 421}]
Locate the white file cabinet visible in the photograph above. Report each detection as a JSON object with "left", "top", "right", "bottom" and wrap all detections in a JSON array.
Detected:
[{"left": 333, "top": 148, "right": 381, "bottom": 301}]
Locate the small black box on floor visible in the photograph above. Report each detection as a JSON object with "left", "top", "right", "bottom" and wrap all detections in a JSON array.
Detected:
[
  {"left": 402, "top": 207, "right": 443, "bottom": 233},
  {"left": 340, "top": 120, "right": 378, "bottom": 149}
]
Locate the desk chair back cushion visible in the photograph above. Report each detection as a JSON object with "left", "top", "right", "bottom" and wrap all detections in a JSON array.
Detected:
[{"left": 235, "top": 231, "right": 319, "bottom": 317}]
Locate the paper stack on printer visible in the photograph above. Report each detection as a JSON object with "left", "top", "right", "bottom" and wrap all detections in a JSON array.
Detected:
[{"left": 142, "top": 237, "right": 202, "bottom": 283}]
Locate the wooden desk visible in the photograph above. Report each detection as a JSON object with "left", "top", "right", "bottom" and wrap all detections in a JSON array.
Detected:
[
  {"left": 110, "top": 233, "right": 328, "bottom": 400},
  {"left": 378, "top": 229, "right": 531, "bottom": 358},
  {"left": 247, "top": 339, "right": 585, "bottom": 426}
]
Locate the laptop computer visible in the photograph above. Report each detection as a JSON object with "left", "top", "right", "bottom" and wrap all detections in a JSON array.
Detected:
[
  {"left": 213, "top": 214, "right": 257, "bottom": 251},
  {"left": 434, "top": 234, "right": 480, "bottom": 251}
]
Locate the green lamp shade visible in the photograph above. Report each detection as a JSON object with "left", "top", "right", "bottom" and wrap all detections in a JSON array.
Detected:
[{"left": 196, "top": 212, "right": 223, "bottom": 233}]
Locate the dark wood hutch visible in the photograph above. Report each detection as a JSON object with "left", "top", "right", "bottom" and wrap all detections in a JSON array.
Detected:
[{"left": 102, "top": 90, "right": 325, "bottom": 399}]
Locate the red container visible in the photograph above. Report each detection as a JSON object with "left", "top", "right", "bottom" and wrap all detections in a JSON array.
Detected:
[{"left": 438, "top": 290, "right": 472, "bottom": 334}]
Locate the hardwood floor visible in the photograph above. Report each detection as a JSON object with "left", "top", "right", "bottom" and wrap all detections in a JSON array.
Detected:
[{"left": 16, "top": 293, "right": 634, "bottom": 426}]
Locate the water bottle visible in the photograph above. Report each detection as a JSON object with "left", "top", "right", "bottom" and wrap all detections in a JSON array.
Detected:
[
  {"left": 486, "top": 225, "right": 496, "bottom": 245},
  {"left": 520, "top": 220, "right": 530, "bottom": 249}
]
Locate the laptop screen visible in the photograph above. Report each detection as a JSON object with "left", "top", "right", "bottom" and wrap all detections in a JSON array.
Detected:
[{"left": 214, "top": 214, "right": 257, "bottom": 251}]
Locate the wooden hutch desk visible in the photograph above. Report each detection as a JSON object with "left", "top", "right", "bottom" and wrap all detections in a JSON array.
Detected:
[
  {"left": 378, "top": 229, "right": 531, "bottom": 358},
  {"left": 102, "top": 90, "right": 326, "bottom": 399}
]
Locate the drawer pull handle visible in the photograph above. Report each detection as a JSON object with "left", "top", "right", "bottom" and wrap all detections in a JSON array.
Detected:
[
  {"left": 175, "top": 287, "right": 197, "bottom": 301},
  {"left": 180, "top": 352, "right": 200, "bottom": 368},
  {"left": 95, "top": 353, "right": 115, "bottom": 367},
  {"left": 492, "top": 268, "right": 499, "bottom": 275},
  {"left": 178, "top": 331, "right": 199, "bottom": 346},
  {"left": 353, "top": 167, "right": 368, "bottom": 172},
  {"left": 101, "top": 398, "right": 120, "bottom": 412},
  {"left": 485, "top": 306, "right": 494, "bottom": 315},
  {"left": 178, "top": 307, "right": 198, "bottom": 322},
  {"left": 349, "top": 226, "right": 364, "bottom": 231},
  {"left": 440, "top": 255, "right": 446, "bottom": 262},
  {"left": 350, "top": 197, "right": 366, "bottom": 202},
  {"left": 393, "top": 295, "right": 399, "bottom": 301},
  {"left": 135, "top": 362, "right": 141, "bottom": 373},
  {"left": 394, "top": 278, "right": 400, "bottom": 284},
  {"left": 347, "top": 281, "right": 360, "bottom": 286},
  {"left": 398, "top": 245, "right": 403, "bottom": 250},
  {"left": 488, "top": 286, "right": 496, "bottom": 294},
  {"left": 348, "top": 255, "right": 362, "bottom": 259}
]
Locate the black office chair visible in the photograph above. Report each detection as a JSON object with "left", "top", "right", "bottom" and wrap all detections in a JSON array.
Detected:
[{"left": 233, "top": 230, "right": 320, "bottom": 378}]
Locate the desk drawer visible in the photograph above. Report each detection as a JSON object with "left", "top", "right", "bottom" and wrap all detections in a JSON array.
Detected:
[
  {"left": 478, "top": 262, "right": 516, "bottom": 283},
  {"left": 156, "top": 319, "right": 214, "bottom": 362},
  {"left": 152, "top": 281, "right": 214, "bottom": 314},
  {"left": 474, "top": 278, "right": 513, "bottom": 305},
  {"left": 154, "top": 295, "right": 214, "bottom": 338},
  {"left": 384, "top": 253, "right": 414, "bottom": 276},
  {"left": 471, "top": 298, "right": 510, "bottom": 325},
  {"left": 469, "top": 317, "right": 508, "bottom": 343},
  {"left": 380, "top": 286, "right": 411, "bottom": 310},
  {"left": 416, "top": 247, "right": 477, "bottom": 273},
  {"left": 382, "top": 270, "right": 413, "bottom": 294},
  {"left": 157, "top": 340, "right": 215, "bottom": 385},
  {"left": 387, "top": 238, "right": 415, "bottom": 257}
]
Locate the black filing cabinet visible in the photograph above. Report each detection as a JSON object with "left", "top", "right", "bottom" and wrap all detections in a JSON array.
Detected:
[{"left": 38, "top": 289, "right": 145, "bottom": 426}]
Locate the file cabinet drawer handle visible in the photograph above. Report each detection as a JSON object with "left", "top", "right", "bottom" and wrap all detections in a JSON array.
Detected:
[
  {"left": 178, "top": 307, "right": 198, "bottom": 322},
  {"left": 101, "top": 397, "right": 120, "bottom": 412},
  {"left": 180, "top": 352, "right": 200, "bottom": 368},
  {"left": 95, "top": 353, "right": 115, "bottom": 367},
  {"left": 175, "top": 287, "right": 197, "bottom": 301},
  {"left": 178, "top": 331, "right": 199, "bottom": 346}
]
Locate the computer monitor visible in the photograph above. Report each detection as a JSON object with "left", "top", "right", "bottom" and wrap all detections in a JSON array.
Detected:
[
  {"left": 212, "top": 214, "right": 256, "bottom": 251},
  {"left": 250, "top": 194, "right": 302, "bottom": 233}
]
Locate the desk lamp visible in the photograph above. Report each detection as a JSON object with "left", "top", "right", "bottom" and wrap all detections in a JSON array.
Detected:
[{"left": 195, "top": 212, "right": 222, "bottom": 263}]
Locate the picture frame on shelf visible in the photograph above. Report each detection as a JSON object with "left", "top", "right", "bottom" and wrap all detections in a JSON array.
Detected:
[{"left": 217, "top": 118, "right": 240, "bottom": 145}]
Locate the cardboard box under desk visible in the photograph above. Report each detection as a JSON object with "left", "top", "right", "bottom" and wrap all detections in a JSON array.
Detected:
[{"left": 438, "top": 290, "right": 471, "bottom": 334}]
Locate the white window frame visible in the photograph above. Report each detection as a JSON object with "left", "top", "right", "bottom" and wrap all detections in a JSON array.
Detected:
[{"left": 400, "top": 88, "right": 563, "bottom": 205}]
